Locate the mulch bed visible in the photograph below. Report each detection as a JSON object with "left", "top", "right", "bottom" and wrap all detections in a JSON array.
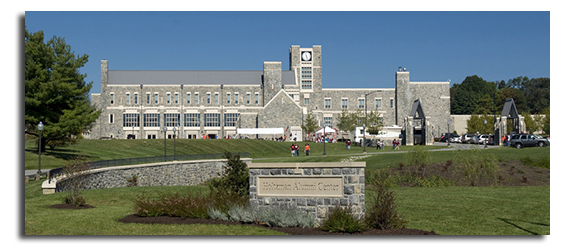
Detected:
[{"left": 118, "top": 214, "right": 437, "bottom": 235}]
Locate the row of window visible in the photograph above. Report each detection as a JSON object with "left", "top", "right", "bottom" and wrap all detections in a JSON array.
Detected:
[
  {"left": 119, "top": 113, "right": 240, "bottom": 127},
  {"left": 110, "top": 92, "right": 260, "bottom": 105},
  {"left": 324, "top": 98, "right": 392, "bottom": 109}
]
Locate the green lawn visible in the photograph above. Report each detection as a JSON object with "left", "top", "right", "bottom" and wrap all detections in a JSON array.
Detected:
[
  {"left": 24, "top": 179, "right": 549, "bottom": 235},
  {"left": 24, "top": 139, "right": 550, "bottom": 235}
]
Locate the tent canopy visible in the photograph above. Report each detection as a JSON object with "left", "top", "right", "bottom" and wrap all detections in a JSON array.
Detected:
[{"left": 316, "top": 126, "right": 336, "bottom": 134}]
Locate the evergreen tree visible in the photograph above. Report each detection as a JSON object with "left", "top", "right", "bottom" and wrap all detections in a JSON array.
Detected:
[
  {"left": 25, "top": 28, "right": 101, "bottom": 151},
  {"left": 301, "top": 112, "right": 319, "bottom": 141}
]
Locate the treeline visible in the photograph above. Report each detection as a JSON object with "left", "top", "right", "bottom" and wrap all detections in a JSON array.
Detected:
[
  {"left": 450, "top": 75, "right": 550, "bottom": 115},
  {"left": 451, "top": 75, "right": 550, "bottom": 134}
]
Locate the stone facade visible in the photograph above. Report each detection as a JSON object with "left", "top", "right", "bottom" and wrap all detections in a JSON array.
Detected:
[
  {"left": 248, "top": 162, "right": 365, "bottom": 224},
  {"left": 87, "top": 45, "right": 451, "bottom": 144},
  {"left": 43, "top": 158, "right": 251, "bottom": 193}
]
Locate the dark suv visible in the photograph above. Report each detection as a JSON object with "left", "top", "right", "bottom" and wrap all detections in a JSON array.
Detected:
[{"left": 510, "top": 133, "right": 549, "bottom": 149}]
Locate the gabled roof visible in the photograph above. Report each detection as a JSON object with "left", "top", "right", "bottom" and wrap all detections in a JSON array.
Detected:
[
  {"left": 501, "top": 98, "right": 519, "bottom": 118},
  {"left": 107, "top": 70, "right": 295, "bottom": 86},
  {"left": 409, "top": 99, "right": 425, "bottom": 119}
]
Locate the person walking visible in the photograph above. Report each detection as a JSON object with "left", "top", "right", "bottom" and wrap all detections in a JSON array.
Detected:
[
  {"left": 346, "top": 140, "right": 351, "bottom": 150},
  {"left": 291, "top": 144, "right": 295, "bottom": 157},
  {"left": 305, "top": 143, "right": 310, "bottom": 156},
  {"left": 295, "top": 144, "right": 300, "bottom": 156}
]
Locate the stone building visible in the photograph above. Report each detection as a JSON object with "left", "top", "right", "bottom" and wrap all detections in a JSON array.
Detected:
[{"left": 88, "top": 45, "right": 450, "bottom": 144}]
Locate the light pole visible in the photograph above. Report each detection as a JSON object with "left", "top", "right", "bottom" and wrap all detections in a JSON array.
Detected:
[
  {"left": 363, "top": 91, "right": 377, "bottom": 153},
  {"left": 37, "top": 122, "right": 44, "bottom": 174},
  {"left": 173, "top": 126, "right": 177, "bottom": 161},
  {"left": 163, "top": 126, "right": 167, "bottom": 161},
  {"left": 322, "top": 123, "right": 327, "bottom": 156},
  {"left": 447, "top": 121, "right": 450, "bottom": 147},
  {"left": 363, "top": 123, "right": 367, "bottom": 153},
  {"left": 484, "top": 119, "right": 488, "bottom": 149}
]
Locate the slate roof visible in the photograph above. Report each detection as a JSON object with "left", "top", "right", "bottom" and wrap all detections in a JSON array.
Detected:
[
  {"left": 107, "top": 70, "right": 296, "bottom": 86},
  {"left": 409, "top": 99, "right": 425, "bottom": 119},
  {"left": 501, "top": 98, "right": 519, "bottom": 118}
]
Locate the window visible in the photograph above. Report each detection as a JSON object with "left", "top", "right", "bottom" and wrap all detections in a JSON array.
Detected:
[
  {"left": 359, "top": 99, "right": 365, "bottom": 109},
  {"left": 164, "top": 113, "right": 180, "bottom": 127},
  {"left": 375, "top": 98, "right": 382, "bottom": 108},
  {"left": 109, "top": 114, "right": 114, "bottom": 124},
  {"left": 154, "top": 93, "right": 158, "bottom": 104},
  {"left": 184, "top": 113, "right": 200, "bottom": 127},
  {"left": 143, "top": 113, "right": 160, "bottom": 127},
  {"left": 324, "top": 98, "right": 331, "bottom": 109},
  {"left": 255, "top": 93, "right": 259, "bottom": 104},
  {"left": 186, "top": 93, "right": 191, "bottom": 104},
  {"left": 214, "top": 93, "right": 219, "bottom": 104},
  {"left": 235, "top": 93, "right": 239, "bottom": 104},
  {"left": 146, "top": 93, "right": 150, "bottom": 104},
  {"left": 323, "top": 116, "right": 333, "bottom": 127},
  {"left": 227, "top": 93, "right": 231, "bottom": 104},
  {"left": 167, "top": 93, "right": 171, "bottom": 104},
  {"left": 341, "top": 99, "right": 348, "bottom": 109},
  {"left": 123, "top": 113, "right": 139, "bottom": 127},
  {"left": 246, "top": 94, "right": 250, "bottom": 104},
  {"left": 195, "top": 93, "right": 199, "bottom": 104},
  {"left": 224, "top": 113, "right": 240, "bottom": 127},
  {"left": 110, "top": 93, "right": 114, "bottom": 104},
  {"left": 304, "top": 97, "right": 310, "bottom": 105},
  {"left": 134, "top": 93, "right": 138, "bottom": 104},
  {"left": 390, "top": 99, "right": 394, "bottom": 108},
  {"left": 204, "top": 113, "right": 220, "bottom": 127},
  {"left": 301, "top": 67, "right": 312, "bottom": 79},
  {"left": 301, "top": 80, "right": 312, "bottom": 90},
  {"left": 175, "top": 93, "right": 179, "bottom": 104},
  {"left": 126, "top": 93, "right": 130, "bottom": 105},
  {"left": 207, "top": 93, "right": 211, "bottom": 104}
]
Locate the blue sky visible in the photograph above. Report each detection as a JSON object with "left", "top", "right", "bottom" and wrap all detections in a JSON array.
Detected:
[{"left": 24, "top": 11, "right": 550, "bottom": 94}]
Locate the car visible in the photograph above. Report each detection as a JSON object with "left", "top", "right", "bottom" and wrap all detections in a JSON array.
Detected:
[
  {"left": 510, "top": 133, "right": 549, "bottom": 149},
  {"left": 462, "top": 134, "right": 476, "bottom": 143},
  {"left": 440, "top": 133, "right": 457, "bottom": 142},
  {"left": 450, "top": 135, "right": 461, "bottom": 143},
  {"left": 478, "top": 135, "right": 490, "bottom": 144}
]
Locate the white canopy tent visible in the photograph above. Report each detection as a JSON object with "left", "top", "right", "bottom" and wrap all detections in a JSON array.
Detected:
[{"left": 315, "top": 126, "right": 336, "bottom": 134}]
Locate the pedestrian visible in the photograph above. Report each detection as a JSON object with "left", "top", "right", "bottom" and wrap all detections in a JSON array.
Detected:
[
  {"left": 381, "top": 140, "right": 385, "bottom": 150},
  {"left": 295, "top": 144, "right": 300, "bottom": 156},
  {"left": 393, "top": 139, "right": 397, "bottom": 150},
  {"left": 376, "top": 140, "right": 381, "bottom": 150},
  {"left": 291, "top": 144, "right": 295, "bottom": 157},
  {"left": 346, "top": 140, "right": 351, "bottom": 150},
  {"left": 305, "top": 143, "right": 310, "bottom": 156}
]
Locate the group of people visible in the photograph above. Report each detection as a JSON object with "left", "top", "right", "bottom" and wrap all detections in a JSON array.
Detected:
[{"left": 290, "top": 143, "right": 310, "bottom": 157}]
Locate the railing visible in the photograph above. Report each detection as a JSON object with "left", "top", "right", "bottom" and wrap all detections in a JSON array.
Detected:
[{"left": 48, "top": 152, "right": 250, "bottom": 183}]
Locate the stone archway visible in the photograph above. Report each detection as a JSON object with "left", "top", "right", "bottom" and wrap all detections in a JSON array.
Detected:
[
  {"left": 497, "top": 98, "right": 526, "bottom": 145},
  {"left": 403, "top": 99, "right": 432, "bottom": 146}
]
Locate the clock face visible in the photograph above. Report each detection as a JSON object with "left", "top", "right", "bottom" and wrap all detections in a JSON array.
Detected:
[{"left": 301, "top": 51, "right": 312, "bottom": 61}]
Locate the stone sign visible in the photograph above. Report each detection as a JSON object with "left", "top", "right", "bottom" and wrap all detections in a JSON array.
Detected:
[{"left": 257, "top": 176, "right": 343, "bottom": 197}]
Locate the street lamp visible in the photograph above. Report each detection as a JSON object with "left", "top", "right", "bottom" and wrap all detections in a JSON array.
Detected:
[
  {"left": 363, "top": 91, "right": 377, "bottom": 153},
  {"left": 37, "top": 122, "right": 44, "bottom": 174},
  {"left": 447, "top": 121, "right": 450, "bottom": 147},
  {"left": 322, "top": 123, "right": 327, "bottom": 156},
  {"left": 173, "top": 126, "right": 177, "bottom": 161},
  {"left": 484, "top": 119, "right": 488, "bottom": 149},
  {"left": 363, "top": 123, "right": 367, "bottom": 153},
  {"left": 163, "top": 126, "right": 167, "bottom": 161}
]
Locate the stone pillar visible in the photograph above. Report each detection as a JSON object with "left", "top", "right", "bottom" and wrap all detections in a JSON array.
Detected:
[{"left": 405, "top": 117, "right": 414, "bottom": 146}]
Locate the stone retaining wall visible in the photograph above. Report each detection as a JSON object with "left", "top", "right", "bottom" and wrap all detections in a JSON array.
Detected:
[
  {"left": 248, "top": 162, "right": 365, "bottom": 224},
  {"left": 42, "top": 158, "right": 251, "bottom": 194}
]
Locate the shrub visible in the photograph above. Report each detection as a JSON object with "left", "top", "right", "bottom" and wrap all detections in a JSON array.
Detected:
[
  {"left": 404, "top": 145, "right": 430, "bottom": 167},
  {"left": 207, "top": 206, "right": 229, "bottom": 221},
  {"left": 454, "top": 149, "right": 499, "bottom": 185},
  {"left": 134, "top": 192, "right": 209, "bottom": 219},
  {"left": 321, "top": 205, "right": 366, "bottom": 233},
  {"left": 126, "top": 175, "right": 138, "bottom": 187},
  {"left": 259, "top": 205, "right": 316, "bottom": 228},
  {"left": 365, "top": 180, "right": 407, "bottom": 230},
  {"left": 60, "top": 156, "right": 90, "bottom": 207},
  {"left": 208, "top": 152, "right": 249, "bottom": 201}
]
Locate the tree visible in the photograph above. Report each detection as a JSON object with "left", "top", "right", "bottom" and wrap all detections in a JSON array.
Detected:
[
  {"left": 523, "top": 112, "right": 539, "bottom": 134},
  {"left": 451, "top": 75, "right": 496, "bottom": 115},
  {"left": 496, "top": 87, "right": 528, "bottom": 114},
  {"left": 474, "top": 94, "right": 495, "bottom": 115},
  {"left": 301, "top": 112, "right": 319, "bottom": 141},
  {"left": 542, "top": 107, "right": 550, "bottom": 135},
  {"left": 466, "top": 114, "right": 494, "bottom": 134},
  {"left": 25, "top": 28, "right": 100, "bottom": 151},
  {"left": 336, "top": 109, "right": 355, "bottom": 139},
  {"left": 523, "top": 77, "right": 550, "bottom": 114},
  {"left": 336, "top": 109, "right": 382, "bottom": 138}
]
